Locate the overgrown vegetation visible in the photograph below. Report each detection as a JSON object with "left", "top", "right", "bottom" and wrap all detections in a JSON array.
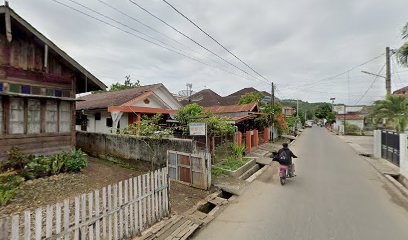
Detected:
[
  {"left": 215, "top": 157, "right": 249, "bottom": 171},
  {"left": 122, "top": 114, "right": 173, "bottom": 138},
  {"left": 397, "top": 22, "right": 408, "bottom": 66},
  {"left": 370, "top": 95, "right": 408, "bottom": 132},
  {"left": 0, "top": 148, "right": 88, "bottom": 206},
  {"left": 93, "top": 75, "right": 141, "bottom": 93},
  {"left": 345, "top": 123, "right": 363, "bottom": 136}
]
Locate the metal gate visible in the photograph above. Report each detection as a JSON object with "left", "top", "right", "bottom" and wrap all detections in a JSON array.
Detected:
[
  {"left": 381, "top": 130, "right": 400, "bottom": 166},
  {"left": 167, "top": 150, "right": 210, "bottom": 190}
]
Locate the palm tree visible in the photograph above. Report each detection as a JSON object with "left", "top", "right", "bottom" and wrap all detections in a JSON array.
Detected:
[
  {"left": 397, "top": 22, "right": 408, "bottom": 66},
  {"left": 371, "top": 95, "right": 408, "bottom": 132}
]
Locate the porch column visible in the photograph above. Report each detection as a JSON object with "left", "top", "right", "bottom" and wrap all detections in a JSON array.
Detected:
[
  {"left": 238, "top": 132, "right": 243, "bottom": 146},
  {"left": 111, "top": 111, "right": 123, "bottom": 133},
  {"left": 246, "top": 131, "right": 252, "bottom": 153},
  {"left": 373, "top": 130, "right": 381, "bottom": 158},
  {"left": 254, "top": 130, "right": 259, "bottom": 149},
  {"left": 264, "top": 128, "right": 269, "bottom": 143}
]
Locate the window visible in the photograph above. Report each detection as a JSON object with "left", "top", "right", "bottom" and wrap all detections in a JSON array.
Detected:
[
  {"left": 46, "top": 89, "right": 55, "bottom": 97},
  {"left": 9, "top": 84, "right": 20, "bottom": 93},
  {"left": 9, "top": 98, "right": 24, "bottom": 134},
  {"left": 0, "top": 97, "right": 3, "bottom": 135},
  {"left": 59, "top": 101, "right": 71, "bottom": 133},
  {"left": 27, "top": 99, "right": 41, "bottom": 134},
  {"left": 55, "top": 89, "right": 62, "bottom": 97},
  {"left": 0, "top": 83, "right": 3, "bottom": 92},
  {"left": 95, "top": 112, "right": 101, "bottom": 120},
  {"left": 106, "top": 117, "right": 113, "bottom": 127},
  {"left": 46, "top": 100, "right": 58, "bottom": 133},
  {"left": 21, "top": 85, "right": 31, "bottom": 94}
]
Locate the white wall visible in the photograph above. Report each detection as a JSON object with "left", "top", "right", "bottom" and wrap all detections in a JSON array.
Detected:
[
  {"left": 333, "top": 118, "right": 364, "bottom": 130},
  {"left": 79, "top": 110, "right": 128, "bottom": 133},
  {"left": 400, "top": 134, "right": 408, "bottom": 179}
]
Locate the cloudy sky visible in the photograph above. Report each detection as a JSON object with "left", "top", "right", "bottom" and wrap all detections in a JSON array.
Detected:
[{"left": 10, "top": 0, "right": 408, "bottom": 104}]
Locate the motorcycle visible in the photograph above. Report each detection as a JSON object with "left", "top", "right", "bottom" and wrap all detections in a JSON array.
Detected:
[{"left": 279, "top": 164, "right": 295, "bottom": 185}]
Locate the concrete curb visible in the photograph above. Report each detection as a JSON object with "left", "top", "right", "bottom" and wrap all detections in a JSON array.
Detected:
[{"left": 384, "top": 175, "right": 408, "bottom": 198}]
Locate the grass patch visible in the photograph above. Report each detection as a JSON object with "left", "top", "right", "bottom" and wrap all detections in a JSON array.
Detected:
[
  {"left": 215, "top": 157, "right": 250, "bottom": 171},
  {"left": 211, "top": 167, "right": 226, "bottom": 177}
]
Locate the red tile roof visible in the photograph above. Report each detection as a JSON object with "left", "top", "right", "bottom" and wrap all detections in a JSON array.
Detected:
[
  {"left": 76, "top": 84, "right": 161, "bottom": 110},
  {"left": 335, "top": 114, "right": 365, "bottom": 120},
  {"left": 204, "top": 102, "right": 259, "bottom": 114}
]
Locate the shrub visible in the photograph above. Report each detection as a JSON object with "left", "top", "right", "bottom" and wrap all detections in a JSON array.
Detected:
[
  {"left": 0, "top": 173, "right": 24, "bottom": 206},
  {"left": 1, "top": 147, "right": 32, "bottom": 171},
  {"left": 63, "top": 149, "right": 88, "bottom": 172},
  {"left": 345, "top": 123, "right": 362, "bottom": 135},
  {"left": 20, "top": 155, "right": 51, "bottom": 180},
  {"left": 230, "top": 143, "right": 245, "bottom": 160}
]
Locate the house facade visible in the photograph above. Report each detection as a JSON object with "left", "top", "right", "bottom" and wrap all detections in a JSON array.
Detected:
[
  {"left": 333, "top": 104, "right": 366, "bottom": 133},
  {"left": 0, "top": 5, "right": 106, "bottom": 160},
  {"left": 76, "top": 84, "right": 181, "bottom": 133},
  {"left": 282, "top": 106, "right": 295, "bottom": 116}
]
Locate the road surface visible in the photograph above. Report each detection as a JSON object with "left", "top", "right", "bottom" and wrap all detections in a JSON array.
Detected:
[{"left": 193, "top": 127, "right": 408, "bottom": 240}]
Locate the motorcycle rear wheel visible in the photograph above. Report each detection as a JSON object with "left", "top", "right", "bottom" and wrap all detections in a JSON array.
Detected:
[{"left": 280, "top": 177, "right": 286, "bottom": 185}]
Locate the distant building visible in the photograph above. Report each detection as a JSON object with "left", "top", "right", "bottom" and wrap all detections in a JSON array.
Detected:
[
  {"left": 333, "top": 104, "right": 366, "bottom": 133},
  {"left": 76, "top": 84, "right": 181, "bottom": 133},
  {"left": 0, "top": 4, "right": 106, "bottom": 161},
  {"left": 282, "top": 106, "right": 295, "bottom": 116},
  {"left": 393, "top": 86, "right": 408, "bottom": 99}
]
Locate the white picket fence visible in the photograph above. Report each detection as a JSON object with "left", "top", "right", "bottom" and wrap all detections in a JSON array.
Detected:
[{"left": 0, "top": 168, "right": 169, "bottom": 240}]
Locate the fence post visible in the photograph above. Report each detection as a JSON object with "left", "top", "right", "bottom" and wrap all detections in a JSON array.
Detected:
[
  {"left": 238, "top": 132, "right": 243, "bottom": 146},
  {"left": 254, "top": 130, "right": 259, "bottom": 149},
  {"left": 246, "top": 131, "right": 252, "bottom": 153},
  {"left": 399, "top": 133, "right": 408, "bottom": 178},
  {"left": 264, "top": 128, "right": 269, "bottom": 143},
  {"left": 373, "top": 130, "right": 381, "bottom": 158}
]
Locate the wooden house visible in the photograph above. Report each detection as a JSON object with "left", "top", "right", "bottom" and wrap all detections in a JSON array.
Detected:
[{"left": 0, "top": 4, "right": 106, "bottom": 160}]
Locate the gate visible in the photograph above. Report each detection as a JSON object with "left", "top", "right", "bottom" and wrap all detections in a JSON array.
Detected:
[
  {"left": 167, "top": 151, "right": 210, "bottom": 190},
  {"left": 381, "top": 130, "right": 400, "bottom": 166}
]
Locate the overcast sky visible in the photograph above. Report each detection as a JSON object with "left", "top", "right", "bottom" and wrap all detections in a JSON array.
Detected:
[{"left": 10, "top": 0, "right": 408, "bottom": 104}]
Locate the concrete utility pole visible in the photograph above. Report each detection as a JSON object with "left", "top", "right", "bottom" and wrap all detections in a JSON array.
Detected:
[
  {"left": 385, "top": 47, "right": 392, "bottom": 95},
  {"left": 296, "top": 99, "right": 299, "bottom": 118},
  {"left": 270, "top": 82, "right": 275, "bottom": 142}
]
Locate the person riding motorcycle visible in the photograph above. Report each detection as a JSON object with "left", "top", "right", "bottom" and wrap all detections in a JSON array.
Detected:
[{"left": 273, "top": 143, "right": 297, "bottom": 176}]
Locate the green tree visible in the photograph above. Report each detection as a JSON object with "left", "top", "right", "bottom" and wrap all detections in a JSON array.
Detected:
[
  {"left": 370, "top": 95, "right": 408, "bottom": 132},
  {"left": 326, "top": 111, "right": 336, "bottom": 124},
  {"left": 110, "top": 75, "right": 141, "bottom": 91},
  {"left": 238, "top": 92, "right": 265, "bottom": 105},
  {"left": 314, "top": 103, "right": 332, "bottom": 119},
  {"left": 174, "top": 104, "right": 204, "bottom": 127},
  {"left": 397, "top": 22, "right": 408, "bottom": 66}
]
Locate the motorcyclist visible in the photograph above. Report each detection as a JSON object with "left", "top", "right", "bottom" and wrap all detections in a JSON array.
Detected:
[{"left": 273, "top": 143, "right": 298, "bottom": 176}]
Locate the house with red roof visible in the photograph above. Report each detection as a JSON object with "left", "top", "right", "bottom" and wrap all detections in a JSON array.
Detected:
[
  {"left": 333, "top": 104, "right": 366, "bottom": 133},
  {"left": 76, "top": 84, "right": 181, "bottom": 133}
]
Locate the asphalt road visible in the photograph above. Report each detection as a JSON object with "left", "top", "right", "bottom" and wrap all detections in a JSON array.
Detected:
[{"left": 193, "top": 127, "right": 408, "bottom": 240}]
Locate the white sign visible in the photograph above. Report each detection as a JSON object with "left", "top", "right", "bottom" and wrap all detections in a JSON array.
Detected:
[{"left": 189, "top": 122, "right": 206, "bottom": 136}]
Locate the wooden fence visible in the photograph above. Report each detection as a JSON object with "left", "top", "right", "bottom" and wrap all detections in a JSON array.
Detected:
[{"left": 0, "top": 168, "right": 169, "bottom": 240}]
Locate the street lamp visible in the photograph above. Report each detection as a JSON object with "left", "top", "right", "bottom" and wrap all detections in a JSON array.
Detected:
[
  {"left": 330, "top": 97, "right": 335, "bottom": 111},
  {"left": 361, "top": 71, "right": 386, "bottom": 79}
]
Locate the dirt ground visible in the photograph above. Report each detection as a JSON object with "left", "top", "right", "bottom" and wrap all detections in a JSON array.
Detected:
[
  {"left": 169, "top": 181, "right": 209, "bottom": 215},
  {"left": 0, "top": 157, "right": 208, "bottom": 218}
]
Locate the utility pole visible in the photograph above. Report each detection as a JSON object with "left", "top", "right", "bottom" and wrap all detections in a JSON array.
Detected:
[
  {"left": 270, "top": 82, "right": 275, "bottom": 142},
  {"left": 385, "top": 47, "right": 391, "bottom": 95},
  {"left": 296, "top": 99, "right": 299, "bottom": 118}
]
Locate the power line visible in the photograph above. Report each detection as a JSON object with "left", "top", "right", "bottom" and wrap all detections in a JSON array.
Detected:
[
  {"left": 284, "top": 53, "right": 385, "bottom": 90},
  {"left": 355, "top": 63, "right": 386, "bottom": 104},
  {"left": 49, "top": 0, "right": 262, "bottom": 83},
  {"left": 128, "top": 0, "right": 270, "bottom": 85},
  {"left": 161, "top": 0, "right": 271, "bottom": 83},
  {"left": 95, "top": 0, "right": 229, "bottom": 68}
]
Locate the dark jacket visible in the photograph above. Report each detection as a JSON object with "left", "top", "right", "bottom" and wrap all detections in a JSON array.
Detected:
[{"left": 274, "top": 147, "right": 297, "bottom": 165}]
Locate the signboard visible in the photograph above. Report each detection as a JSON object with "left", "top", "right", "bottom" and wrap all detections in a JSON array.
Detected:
[{"left": 189, "top": 122, "right": 206, "bottom": 136}]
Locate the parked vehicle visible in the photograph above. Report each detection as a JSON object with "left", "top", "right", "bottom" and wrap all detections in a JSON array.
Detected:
[{"left": 279, "top": 164, "right": 295, "bottom": 185}]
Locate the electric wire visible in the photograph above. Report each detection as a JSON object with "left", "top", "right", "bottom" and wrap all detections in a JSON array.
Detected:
[
  {"left": 355, "top": 63, "right": 386, "bottom": 104},
  {"left": 128, "top": 0, "right": 270, "bottom": 85},
  {"left": 49, "top": 0, "right": 264, "bottom": 83},
  {"left": 161, "top": 0, "right": 271, "bottom": 83}
]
